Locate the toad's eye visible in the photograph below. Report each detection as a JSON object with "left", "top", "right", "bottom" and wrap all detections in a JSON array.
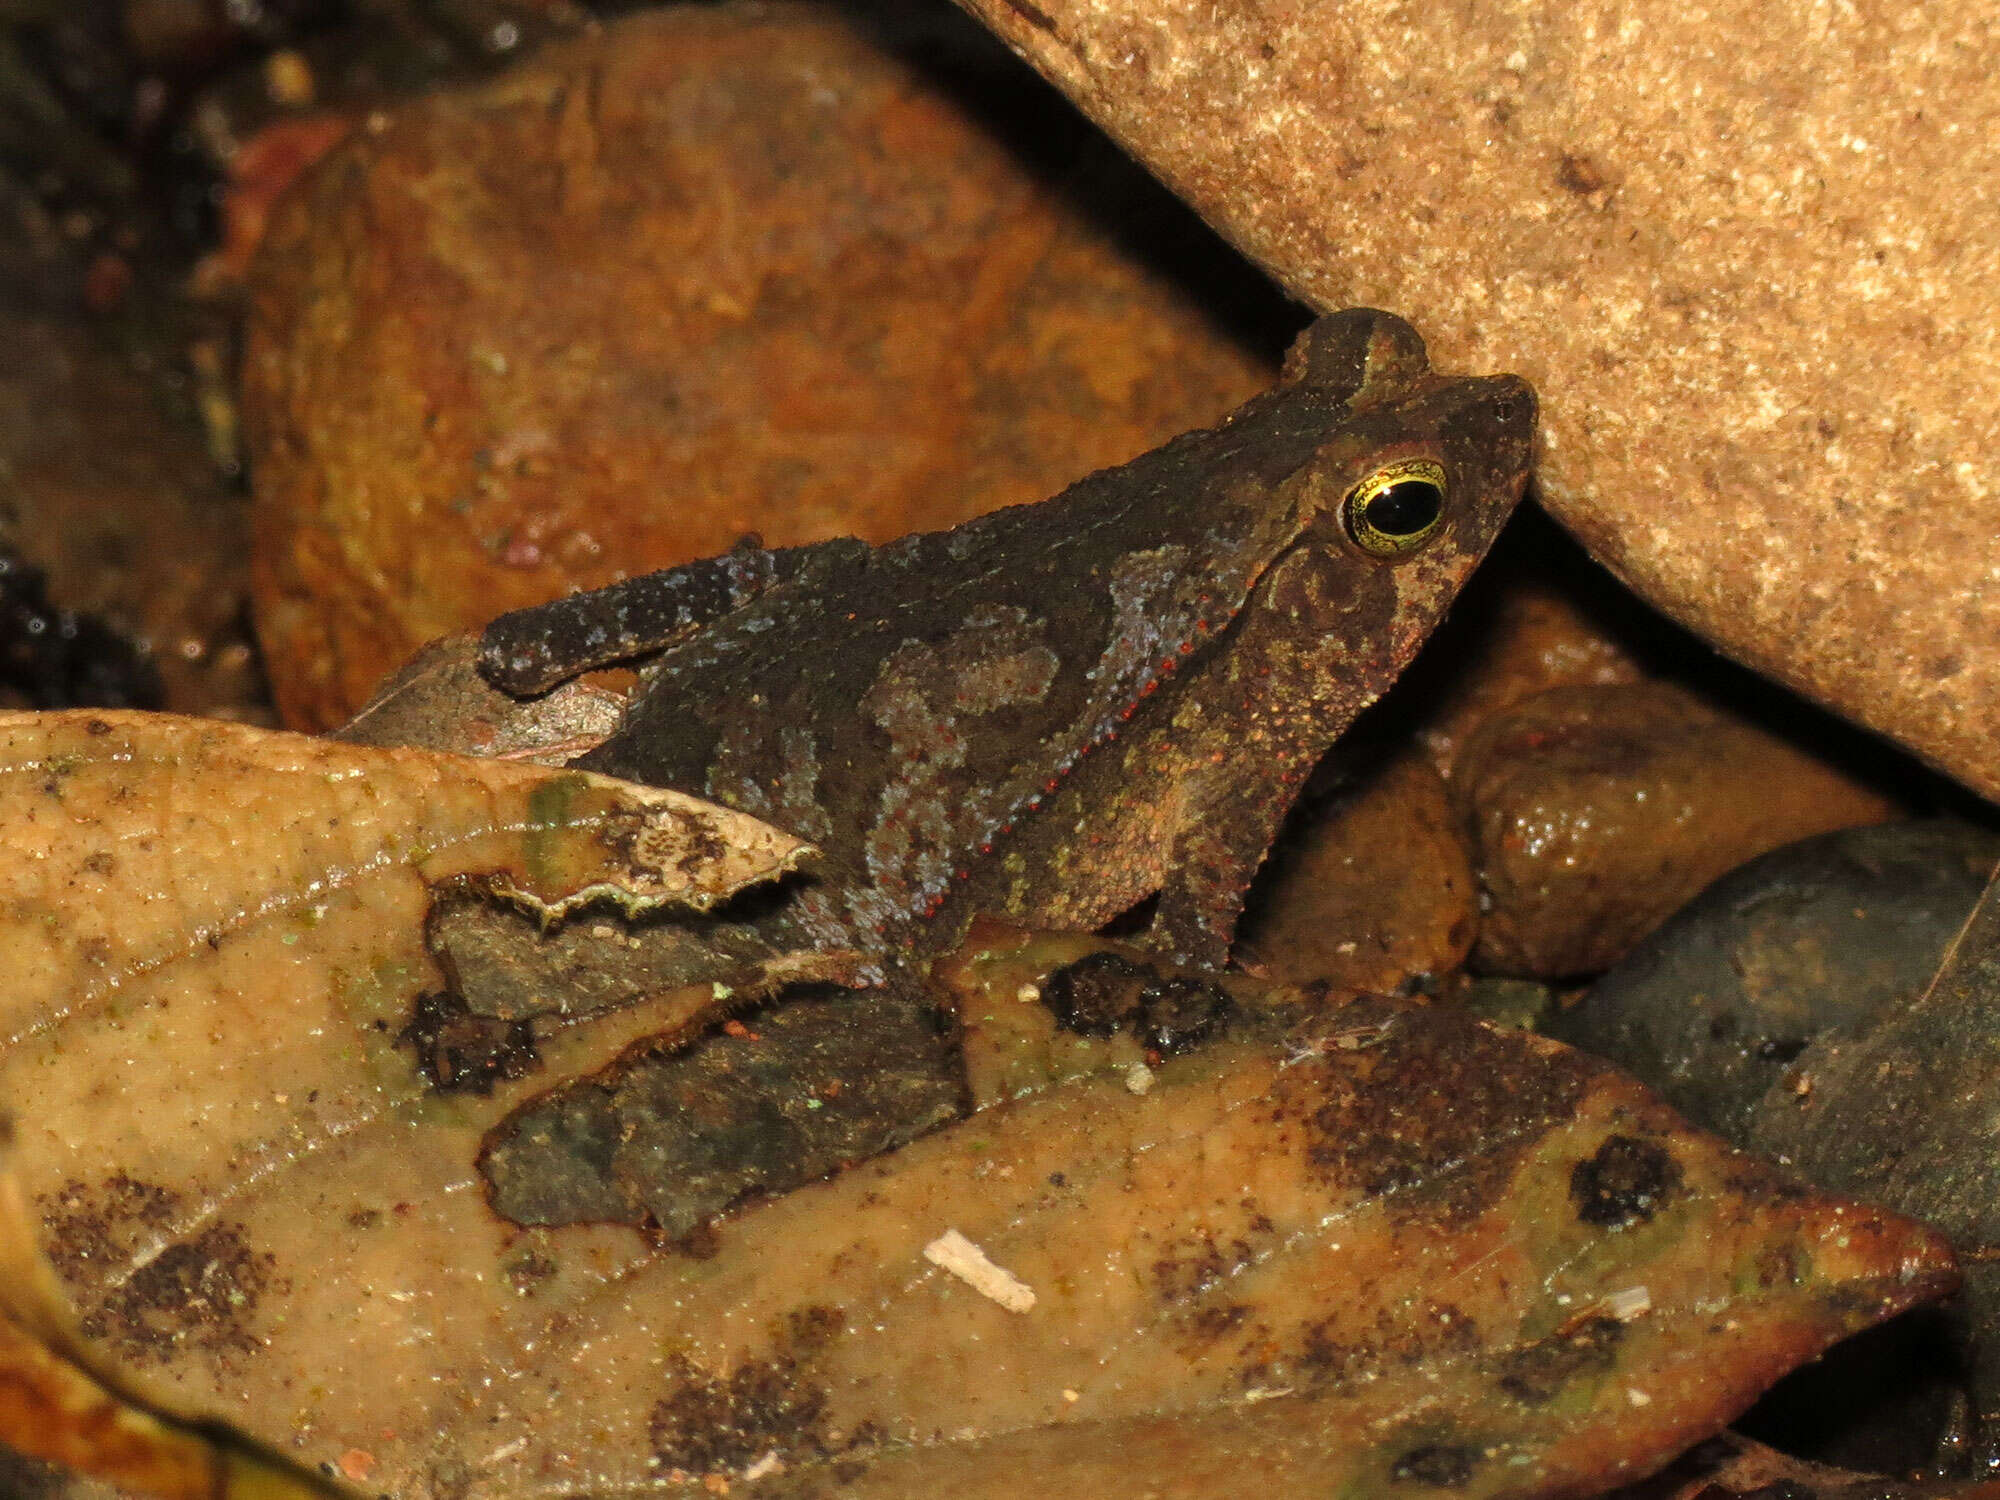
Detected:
[{"left": 1342, "top": 459, "right": 1448, "bottom": 559}]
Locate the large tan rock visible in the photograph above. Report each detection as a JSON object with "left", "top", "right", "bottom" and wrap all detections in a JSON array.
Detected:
[
  {"left": 243, "top": 1, "right": 1279, "bottom": 728},
  {"left": 957, "top": 0, "right": 2000, "bottom": 801}
]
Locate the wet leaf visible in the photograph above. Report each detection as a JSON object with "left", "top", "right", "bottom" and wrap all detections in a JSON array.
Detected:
[
  {"left": 0, "top": 1132, "right": 352, "bottom": 1500},
  {"left": 0, "top": 898, "right": 1958, "bottom": 1499},
  {"left": 0, "top": 708, "right": 826, "bottom": 1497}
]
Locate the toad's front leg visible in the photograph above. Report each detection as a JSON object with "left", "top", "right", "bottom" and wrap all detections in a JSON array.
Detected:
[
  {"left": 1144, "top": 747, "right": 1320, "bottom": 971},
  {"left": 1143, "top": 547, "right": 1415, "bottom": 969}
]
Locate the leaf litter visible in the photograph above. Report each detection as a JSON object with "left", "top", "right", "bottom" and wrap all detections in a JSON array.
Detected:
[{"left": 0, "top": 718, "right": 1961, "bottom": 1499}]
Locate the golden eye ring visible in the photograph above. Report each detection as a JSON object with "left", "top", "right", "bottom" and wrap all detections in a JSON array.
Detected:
[{"left": 1342, "top": 459, "right": 1449, "bottom": 560}]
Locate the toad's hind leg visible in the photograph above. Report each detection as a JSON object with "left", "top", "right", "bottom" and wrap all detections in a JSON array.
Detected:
[{"left": 478, "top": 535, "right": 869, "bottom": 695}]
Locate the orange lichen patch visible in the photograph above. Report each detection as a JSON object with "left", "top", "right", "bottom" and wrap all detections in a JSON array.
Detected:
[{"left": 334, "top": 1450, "right": 374, "bottom": 1483}]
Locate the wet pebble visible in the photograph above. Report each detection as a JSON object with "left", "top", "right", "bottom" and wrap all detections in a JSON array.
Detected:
[
  {"left": 1453, "top": 682, "right": 1900, "bottom": 979},
  {"left": 1242, "top": 748, "right": 1476, "bottom": 995}
]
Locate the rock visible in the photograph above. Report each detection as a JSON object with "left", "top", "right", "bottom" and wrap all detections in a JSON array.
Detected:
[
  {"left": 1545, "top": 820, "right": 2000, "bottom": 1142},
  {"left": 1394, "top": 512, "right": 1651, "bottom": 780},
  {"left": 1453, "top": 975, "right": 1560, "bottom": 1032},
  {"left": 1239, "top": 748, "right": 1477, "bottom": 996},
  {"left": 0, "top": 304, "right": 265, "bottom": 719},
  {"left": 1453, "top": 682, "right": 1899, "bottom": 977},
  {"left": 1414, "top": 576, "right": 1646, "bottom": 780},
  {"left": 956, "top": 0, "right": 2000, "bottom": 802},
  {"left": 1550, "top": 822, "right": 2000, "bottom": 1474},
  {"left": 1745, "top": 861, "right": 2000, "bottom": 1473},
  {"left": 243, "top": 0, "right": 1288, "bottom": 728}
]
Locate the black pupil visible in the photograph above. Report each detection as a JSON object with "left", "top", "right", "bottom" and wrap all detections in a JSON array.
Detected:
[{"left": 1364, "top": 479, "right": 1442, "bottom": 537}]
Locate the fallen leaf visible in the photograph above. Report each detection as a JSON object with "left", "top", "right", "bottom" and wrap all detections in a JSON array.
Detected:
[
  {"left": 0, "top": 1128, "right": 352, "bottom": 1500},
  {"left": 1609, "top": 1432, "right": 2000, "bottom": 1500},
  {"left": 334, "top": 633, "right": 625, "bottom": 766},
  {"left": 0, "top": 708, "right": 828, "bottom": 1496},
  {"left": 0, "top": 903, "right": 1957, "bottom": 1498}
]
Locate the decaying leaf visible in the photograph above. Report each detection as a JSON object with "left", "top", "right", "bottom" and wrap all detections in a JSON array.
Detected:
[
  {"left": 0, "top": 1132, "right": 351, "bottom": 1500},
  {"left": 0, "top": 886, "right": 1957, "bottom": 1499},
  {"left": 1610, "top": 1432, "right": 2000, "bottom": 1500},
  {"left": 0, "top": 708, "right": 831, "bottom": 1498},
  {"left": 334, "top": 633, "right": 626, "bottom": 767}
]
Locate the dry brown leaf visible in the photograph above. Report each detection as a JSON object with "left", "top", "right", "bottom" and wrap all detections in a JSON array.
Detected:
[
  {"left": 0, "top": 895, "right": 1958, "bottom": 1498},
  {"left": 334, "top": 633, "right": 625, "bottom": 766}
]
